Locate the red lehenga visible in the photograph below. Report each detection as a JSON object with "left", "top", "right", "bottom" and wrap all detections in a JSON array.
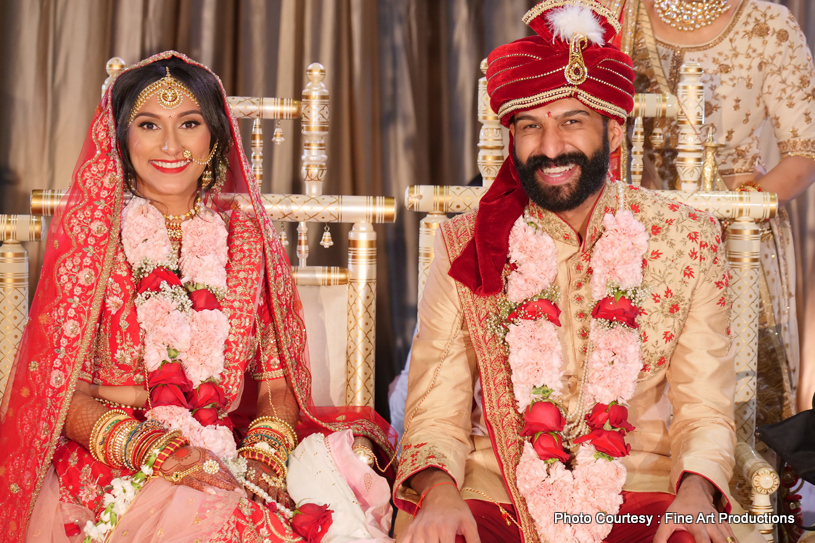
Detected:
[{"left": 0, "top": 51, "right": 396, "bottom": 542}]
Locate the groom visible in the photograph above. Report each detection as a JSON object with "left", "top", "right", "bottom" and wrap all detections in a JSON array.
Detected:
[{"left": 394, "top": 2, "right": 762, "bottom": 543}]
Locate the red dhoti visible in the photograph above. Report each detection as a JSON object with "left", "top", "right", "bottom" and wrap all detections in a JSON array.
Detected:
[{"left": 455, "top": 492, "right": 696, "bottom": 543}]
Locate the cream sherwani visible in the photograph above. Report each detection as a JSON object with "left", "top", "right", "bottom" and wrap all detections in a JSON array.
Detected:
[{"left": 394, "top": 183, "right": 762, "bottom": 543}]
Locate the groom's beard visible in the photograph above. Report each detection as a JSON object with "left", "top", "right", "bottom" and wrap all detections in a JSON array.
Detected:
[{"left": 513, "top": 132, "right": 610, "bottom": 213}]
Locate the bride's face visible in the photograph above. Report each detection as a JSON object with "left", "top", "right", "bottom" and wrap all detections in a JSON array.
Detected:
[{"left": 127, "top": 93, "right": 212, "bottom": 202}]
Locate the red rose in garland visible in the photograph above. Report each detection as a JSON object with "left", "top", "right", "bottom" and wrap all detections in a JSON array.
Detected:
[
  {"left": 188, "top": 288, "right": 221, "bottom": 311},
  {"left": 149, "top": 361, "right": 193, "bottom": 392},
  {"left": 585, "top": 403, "right": 635, "bottom": 434},
  {"left": 508, "top": 298, "right": 562, "bottom": 327},
  {"left": 291, "top": 503, "right": 334, "bottom": 543},
  {"left": 522, "top": 401, "right": 565, "bottom": 435},
  {"left": 150, "top": 383, "right": 191, "bottom": 408},
  {"left": 574, "top": 428, "right": 631, "bottom": 458},
  {"left": 591, "top": 295, "right": 640, "bottom": 329},
  {"left": 137, "top": 266, "right": 183, "bottom": 294},
  {"left": 585, "top": 403, "right": 610, "bottom": 428},
  {"left": 532, "top": 432, "right": 571, "bottom": 463},
  {"left": 188, "top": 381, "right": 227, "bottom": 409},
  {"left": 148, "top": 361, "right": 193, "bottom": 408},
  {"left": 191, "top": 407, "right": 221, "bottom": 426},
  {"left": 607, "top": 404, "right": 635, "bottom": 433}
]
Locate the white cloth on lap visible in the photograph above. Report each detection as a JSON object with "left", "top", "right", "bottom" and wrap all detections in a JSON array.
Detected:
[{"left": 287, "top": 430, "right": 393, "bottom": 543}]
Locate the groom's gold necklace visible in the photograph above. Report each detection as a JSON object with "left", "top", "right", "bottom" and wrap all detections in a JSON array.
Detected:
[{"left": 655, "top": 0, "right": 732, "bottom": 31}]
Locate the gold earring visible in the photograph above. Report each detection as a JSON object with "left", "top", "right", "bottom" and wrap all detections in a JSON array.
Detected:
[
  {"left": 202, "top": 164, "right": 213, "bottom": 186},
  {"left": 211, "top": 161, "right": 226, "bottom": 194}
]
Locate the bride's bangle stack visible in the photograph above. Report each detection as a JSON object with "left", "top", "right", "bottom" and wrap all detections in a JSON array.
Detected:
[
  {"left": 89, "top": 410, "right": 189, "bottom": 470},
  {"left": 238, "top": 416, "right": 297, "bottom": 485}
]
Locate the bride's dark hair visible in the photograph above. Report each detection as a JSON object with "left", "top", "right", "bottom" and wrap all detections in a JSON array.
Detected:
[{"left": 111, "top": 56, "right": 231, "bottom": 194}]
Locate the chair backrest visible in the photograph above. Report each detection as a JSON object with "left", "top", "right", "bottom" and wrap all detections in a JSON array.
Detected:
[
  {"left": 0, "top": 58, "right": 396, "bottom": 411},
  {"left": 0, "top": 216, "right": 43, "bottom": 393}
]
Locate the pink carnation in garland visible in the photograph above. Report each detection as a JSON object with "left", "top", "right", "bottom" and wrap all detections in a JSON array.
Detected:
[
  {"left": 507, "top": 217, "right": 558, "bottom": 303},
  {"left": 583, "top": 322, "right": 641, "bottom": 406},
  {"left": 590, "top": 210, "right": 648, "bottom": 300},
  {"left": 183, "top": 309, "right": 230, "bottom": 387},
  {"left": 518, "top": 442, "right": 626, "bottom": 543},
  {"left": 506, "top": 319, "right": 564, "bottom": 410},
  {"left": 180, "top": 211, "right": 228, "bottom": 290},
  {"left": 573, "top": 445, "right": 626, "bottom": 538},
  {"left": 148, "top": 405, "right": 237, "bottom": 460},
  {"left": 137, "top": 296, "right": 191, "bottom": 372},
  {"left": 121, "top": 198, "right": 172, "bottom": 266},
  {"left": 516, "top": 442, "right": 550, "bottom": 495}
]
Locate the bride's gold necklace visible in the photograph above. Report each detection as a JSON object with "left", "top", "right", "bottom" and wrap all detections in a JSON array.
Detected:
[
  {"left": 655, "top": 0, "right": 732, "bottom": 31},
  {"left": 163, "top": 197, "right": 201, "bottom": 247}
]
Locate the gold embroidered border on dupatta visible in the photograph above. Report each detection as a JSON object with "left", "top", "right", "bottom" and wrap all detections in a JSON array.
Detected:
[
  {"left": 11, "top": 109, "right": 126, "bottom": 532},
  {"left": 440, "top": 214, "right": 540, "bottom": 543},
  {"left": 218, "top": 210, "right": 265, "bottom": 402}
]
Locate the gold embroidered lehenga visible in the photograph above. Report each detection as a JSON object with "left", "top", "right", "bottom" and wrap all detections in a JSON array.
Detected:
[{"left": 632, "top": 0, "right": 815, "bottom": 426}]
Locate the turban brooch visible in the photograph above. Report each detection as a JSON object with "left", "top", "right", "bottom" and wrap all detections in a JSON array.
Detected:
[{"left": 487, "top": 0, "right": 635, "bottom": 126}]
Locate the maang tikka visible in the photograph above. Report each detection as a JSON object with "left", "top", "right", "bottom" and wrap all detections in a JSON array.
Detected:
[{"left": 128, "top": 67, "right": 200, "bottom": 126}]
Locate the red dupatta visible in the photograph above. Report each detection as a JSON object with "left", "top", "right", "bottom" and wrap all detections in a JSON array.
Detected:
[{"left": 0, "top": 51, "right": 396, "bottom": 540}]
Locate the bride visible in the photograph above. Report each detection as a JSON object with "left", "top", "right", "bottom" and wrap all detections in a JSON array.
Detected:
[{"left": 0, "top": 51, "right": 395, "bottom": 543}]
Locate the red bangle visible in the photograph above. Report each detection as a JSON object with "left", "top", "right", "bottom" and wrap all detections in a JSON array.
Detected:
[
  {"left": 152, "top": 436, "right": 188, "bottom": 473},
  {"left": 415, "top": 481, "right": 457, "bottom": 515},
  {"left": 240, "top": 449, "right": 286, "bottom": 478}
]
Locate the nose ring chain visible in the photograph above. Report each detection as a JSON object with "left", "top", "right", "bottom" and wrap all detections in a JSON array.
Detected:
[{"left": 182, "top": 143, "right": 218, "bottom": 165}]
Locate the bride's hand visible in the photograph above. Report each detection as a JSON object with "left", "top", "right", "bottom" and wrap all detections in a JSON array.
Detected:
[
  {"left": 245, "top": 458, "right": 292, "bottom": 508},
  {"left": 159, "top": 446, "right": 244, "bottom": 494}
]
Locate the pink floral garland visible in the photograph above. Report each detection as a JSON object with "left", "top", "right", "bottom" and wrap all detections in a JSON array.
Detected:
[
  {"left": 121, "top": 198, "right": 235, "bottom": 460},
  {"left": 501, "top": 197, "right": 649, "bottom": 543}
]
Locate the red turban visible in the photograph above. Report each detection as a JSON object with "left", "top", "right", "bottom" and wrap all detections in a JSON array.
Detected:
[
  {"left": 488, "top": 1, "right": 634, "bottom": 126},
  {"left": 449, "top": 0, "right": 634, "bottom": 295}
]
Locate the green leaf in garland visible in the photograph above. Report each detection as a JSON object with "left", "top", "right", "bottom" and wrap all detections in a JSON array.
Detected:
[
  {"left": 532, "top": 385, "right": 553, "bottom": 399},
  {"left": 593, "top": 451, "right": 614, "bottom": 462}
]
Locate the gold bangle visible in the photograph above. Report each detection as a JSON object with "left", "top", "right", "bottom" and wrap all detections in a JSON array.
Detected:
[
  {"left": 108, "top": 419, "right": 139, "bottom": 468},
  {"left": 250, "top": 416, "right": 296, "bottom": 437},
  {"left": 89, "top": 410, "right": 128, "bottom": 464},
  {"left": 250, "top": 417, "right": 297, "bottom": 449},
  {"left": 237, "top": 445, "right": 288, "bottom": 466}
]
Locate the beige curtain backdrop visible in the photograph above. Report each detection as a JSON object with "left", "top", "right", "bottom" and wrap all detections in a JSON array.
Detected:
[
  {"left": 0, "top": 0, "right": 811, "bottom": 417},
  {"left": 0, "top": 0, "right": 535, "bottom": 417}
]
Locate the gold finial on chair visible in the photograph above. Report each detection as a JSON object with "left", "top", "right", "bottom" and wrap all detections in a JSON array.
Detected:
[{"left": 102, "top": 57, "right": 127, "bottom": 98}]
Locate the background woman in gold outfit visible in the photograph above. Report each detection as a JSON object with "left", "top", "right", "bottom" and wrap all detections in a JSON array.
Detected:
[{"left": 634, "top": 0, "right": 815, "bottom": 428}]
